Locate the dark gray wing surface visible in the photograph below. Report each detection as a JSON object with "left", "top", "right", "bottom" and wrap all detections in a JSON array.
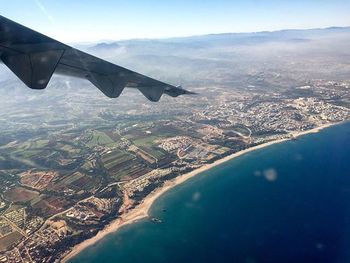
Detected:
[{"left": 0, "top": 15, "right": 194, "bottom": 101}]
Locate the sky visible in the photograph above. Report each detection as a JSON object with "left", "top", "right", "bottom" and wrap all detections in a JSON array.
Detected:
[{"left": 2, "top": 0, "right": 350, "bottom": 43}]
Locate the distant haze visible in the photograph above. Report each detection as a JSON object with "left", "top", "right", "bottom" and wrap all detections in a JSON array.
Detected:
[
  {"left": 80, "top": 27, "right": 350, "bottom": 87},
  {"left": 1, "top": 26, "right": 350, "bottom": 95},
  {"left": 2, "top": 0, "right": 350, "bottom": 42}
]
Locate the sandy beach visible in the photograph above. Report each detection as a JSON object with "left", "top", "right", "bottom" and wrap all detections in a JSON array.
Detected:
[{"left": 62, "top": 122, "right": 337, "bottom": 262}]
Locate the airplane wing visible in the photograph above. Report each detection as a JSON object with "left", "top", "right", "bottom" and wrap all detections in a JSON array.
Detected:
[{"left": 0, "top": 15, "right": 195, "bottom": 101}]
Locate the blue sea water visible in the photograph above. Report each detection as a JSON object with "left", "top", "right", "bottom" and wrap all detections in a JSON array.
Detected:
[{"left": 70, "top": 122, "right": 350, "bottom": 263}]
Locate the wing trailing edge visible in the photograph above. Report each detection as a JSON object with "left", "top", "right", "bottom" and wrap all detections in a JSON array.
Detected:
[{"left": 0, "top": 15, "right": 195, "bottom": 101}]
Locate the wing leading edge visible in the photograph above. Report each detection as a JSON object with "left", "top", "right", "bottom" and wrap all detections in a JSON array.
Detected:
[{"left": 0, "top": 15, "right": 195, "bottom": 101}]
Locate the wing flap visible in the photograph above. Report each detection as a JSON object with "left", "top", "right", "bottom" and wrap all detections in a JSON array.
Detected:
[
  {"left": 1, "top": 49, "right": 64, "bottom": 89},
  {"left": 137, "top": 86, "right": 165, "bottom": 102},
  {"left": 86, "top": 73, "right": 126, "bottom": 98},
  {"left": 137, "top": 85, "right": 196, "bottom": 102}
]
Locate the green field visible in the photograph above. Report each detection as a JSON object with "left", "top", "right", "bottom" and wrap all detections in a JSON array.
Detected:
[
  {"left": 14, "top": 139, "right": 50, "bottom": 151},
  {"left": 9, "top": 139, "right": 49, "bottom": 158},
  {"left": 53, "top": 172, "right": 85, "bottom": 187},
  {"left": 132, "top": 136, "right": 168, "bottom": 160},
  {"left": 101, "top": 149, "right": 150, "bottom": 181},
  {"left": 86, "top": 131, "right": 114, "bottom": 148},
  {"left": 60, "top": 144, "right": 81, "bottom": 154},
  {"left": 102, "top": 150, "right": 134, "bottom": 169}
]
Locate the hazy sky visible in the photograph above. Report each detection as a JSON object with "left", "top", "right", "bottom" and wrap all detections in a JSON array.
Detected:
[{"left": 2, "top": 0, "right": 350, "bottom": 42}]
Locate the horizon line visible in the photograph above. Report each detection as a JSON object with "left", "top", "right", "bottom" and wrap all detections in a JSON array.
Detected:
[{"left": 69, "top": 25, "right": 350, "bottom": 45}]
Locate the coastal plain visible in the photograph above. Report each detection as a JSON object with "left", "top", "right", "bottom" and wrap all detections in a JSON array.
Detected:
[{"left": 0, "top": 27, "right": 350, "bottom": 262}]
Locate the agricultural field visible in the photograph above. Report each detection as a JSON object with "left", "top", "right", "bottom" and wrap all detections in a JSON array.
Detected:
[
  {"left": 48, "top": 171, "right": 102, "bottom": 194},
  {"left": 17, "top": 139, "right": 50, "bottom": 151},
  {"left": 133, "top": 138, "right": 176, "bottom": 167},
  {"left": 102, "top": 150, "right": 134, "bottom": 170},
  {"left": 5, "top": 139, "right": 50, "bottom": 159},
  {"left": 2, "top": 138, "right": 85, "bottom": 171},
  {"left": 20, "top": 170, "right": 58, "bottom": 190},
  {"left": 124, "top": 132, "right": 175, "bottom": 166},
  {"left": 101, "top": 150, "right": 151, "bottom": 181},
  {"left": 4, "top": 187, "right": 39, "bottom": 203},
  {"left": 84, "top": 130, "right": 114, "bottom": 148},
  {"left": 0, "top": 231, "right": 23, "bottom": 252},
  {"left": 122, "top": 124, "right": 182, "bottom": 166},
  {"left": 31, "top": 196, "right": 72, "bottom": 218},
  {"left": 100, "top": 128, "right": 122, "bottom": 141}
]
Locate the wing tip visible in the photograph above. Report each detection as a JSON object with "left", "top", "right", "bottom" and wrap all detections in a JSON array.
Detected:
[{"left": 163, "top": 85, "right": 197, "bottom": 98}]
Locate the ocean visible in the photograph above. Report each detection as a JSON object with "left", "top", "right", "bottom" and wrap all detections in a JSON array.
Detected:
[{"left": 70, "top": 122, "right": 350, "bottom": 263}]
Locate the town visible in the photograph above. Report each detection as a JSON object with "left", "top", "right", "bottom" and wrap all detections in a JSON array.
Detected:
[{"left": 0, "top": 74, "right": 349, "bottom": 262}]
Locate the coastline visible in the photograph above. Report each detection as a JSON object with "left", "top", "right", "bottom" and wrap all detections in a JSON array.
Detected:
[{"left": 62, "top": 122, "right": 337, "bottom": 262}]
